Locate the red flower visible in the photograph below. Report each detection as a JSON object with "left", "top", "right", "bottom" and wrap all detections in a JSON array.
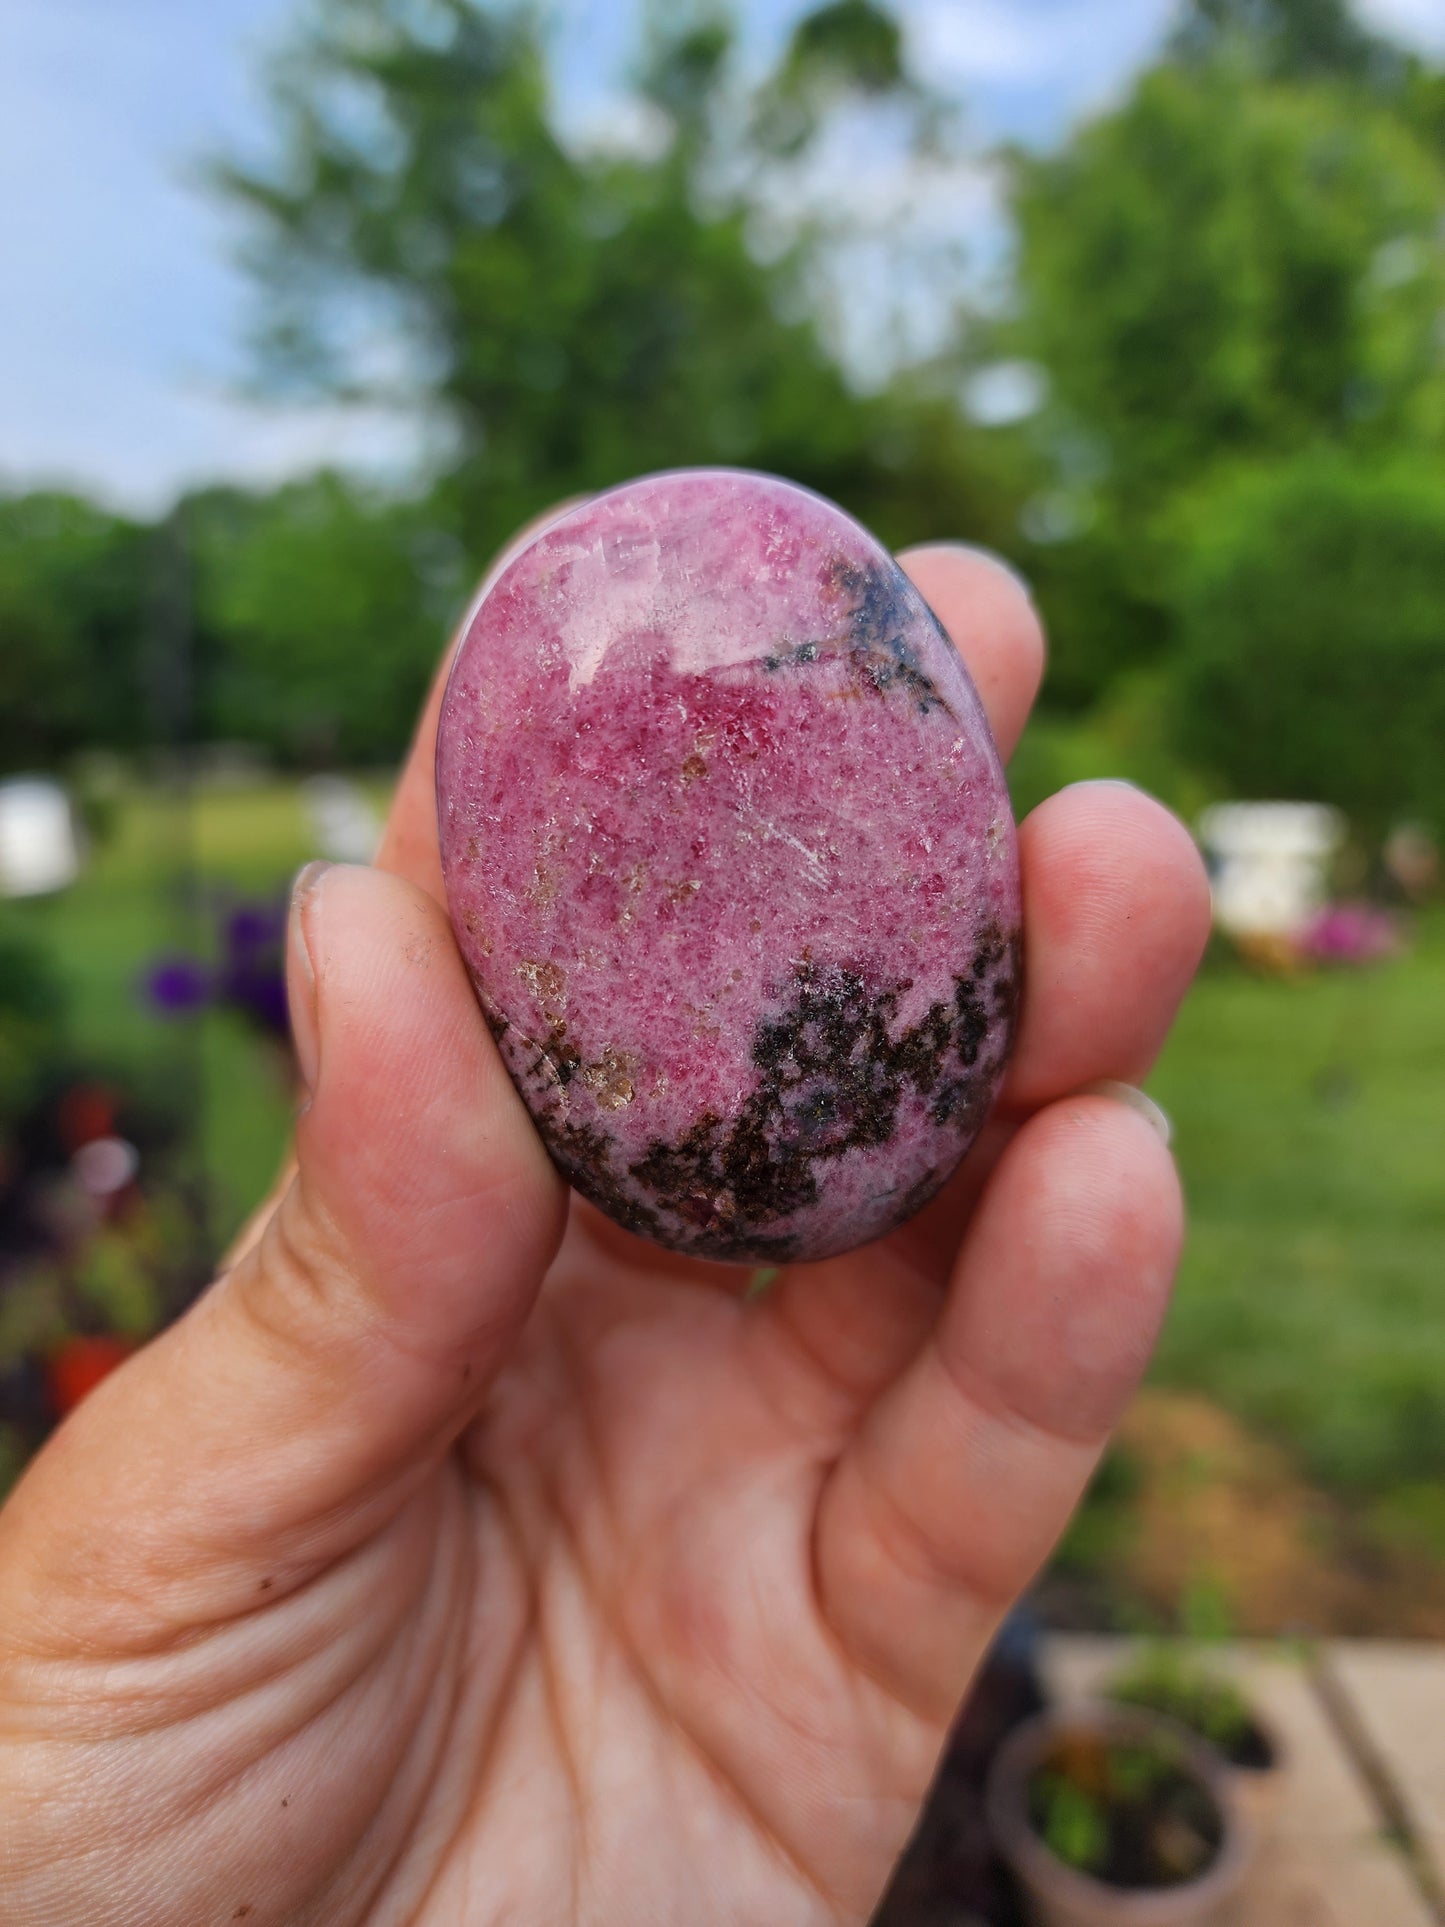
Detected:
[
  {"left": 57, "top": 1084, "right": 118, "bottom": 1154},
  {"left": 47, "top": 1336, "right": 135, "bottom": 1417}
]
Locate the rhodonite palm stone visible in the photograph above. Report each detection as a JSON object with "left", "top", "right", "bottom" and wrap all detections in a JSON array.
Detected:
[{"left": 436, "top": 470, "right": 1021, "bottom": 1263}]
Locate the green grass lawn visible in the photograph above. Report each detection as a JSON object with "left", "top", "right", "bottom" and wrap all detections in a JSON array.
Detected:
[
  {"left": 13, "top": 781, "right": 1443, "bottom": 1513},
  {"left": 1149, "top": 914, "right": 1445, "bottom": 1500}
]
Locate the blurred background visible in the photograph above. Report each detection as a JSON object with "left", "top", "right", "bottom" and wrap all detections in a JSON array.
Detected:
[{"left": 1, "top": 0, "right": 1442, "bottom": 1642}]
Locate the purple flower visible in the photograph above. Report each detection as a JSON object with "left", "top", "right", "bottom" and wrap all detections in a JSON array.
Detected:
[
  {"left": 215, "top": 895, "right": 290, "bottom": 1041},
  {"left": 224, "top": 904, "right": 286, "bottom": 957},
  {"left": 144, "top": 956, "right": 212, "bottom": 1016},
  {"left": 142, "top": 895, "right": 291, "bottom": 1043},
  {"left": 216, "top": 957, "right": 290, "bottom": 1040}
]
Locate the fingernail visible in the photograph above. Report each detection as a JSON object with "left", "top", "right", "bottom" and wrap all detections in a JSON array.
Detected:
[
  {"left": 1077, "top": 1079, "right": 1172, "bottom": 1147},
  {"left": 288, "top": 861, "right": 331, "bottom": 1093}
]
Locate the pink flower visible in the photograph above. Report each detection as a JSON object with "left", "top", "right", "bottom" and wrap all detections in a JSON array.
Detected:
[{"left": 1300, "top": 902, "right": 1399, "bottom": 966}]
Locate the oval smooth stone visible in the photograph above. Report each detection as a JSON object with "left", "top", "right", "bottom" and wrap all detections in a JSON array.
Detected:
[{"left": 436, "top": 470, "right": 1022, "bottom": 1264}]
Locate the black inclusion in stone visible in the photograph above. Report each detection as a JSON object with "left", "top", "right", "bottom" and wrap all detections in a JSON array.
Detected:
[
  {"left": 628, "top": 927, "right": 1019, "bottom": 1258},
  {"left": 547, "top": 1118, "right": 665, "bottom": 1244},
  {"left": 761, "top": 555, "right": 956, "bottom": 719},
  {"left": 835, "top": 556, "right": 956, "bottom": 717},
  {"left": 487, "top": 919, "right": 1020, "bottom": 1262}
]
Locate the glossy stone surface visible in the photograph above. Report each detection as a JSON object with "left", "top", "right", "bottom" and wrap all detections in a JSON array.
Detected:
[{"left": 436, "top": 470, "right": 1021, "bottom": 1263}]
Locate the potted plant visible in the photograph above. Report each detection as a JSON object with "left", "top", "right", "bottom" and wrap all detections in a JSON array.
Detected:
[
  {"left": 986, "top": 1701, "right": 1252, "bottom": 1927},
  {"left": 1104, "top": 1642, "right": 1284, "bottom": 1839}
]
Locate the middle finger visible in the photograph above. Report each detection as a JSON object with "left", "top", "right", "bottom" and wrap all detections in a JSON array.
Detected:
[{"left": 754, "top": 779, "right": 1208, "bottom": 1422}]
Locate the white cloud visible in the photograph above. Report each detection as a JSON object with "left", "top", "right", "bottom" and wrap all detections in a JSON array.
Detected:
[
  {"left": 962, "top": 359, "right": 1049, "bottom": 426},
  {"left": 1358, "top": 0, "right": 1445, "bottom": 55},
  {"left": 901, "top": 0, "right": 1445, "bottom": 133},
  {"left": 903, "top": 0, "right": 1178, "bottom": 118},
  {"left": 907, "top": 1, "right": 1066, "bottom": 84},
  {"left": 564, "top": 93, "right": 674, "bottom": 163},
  {"left": 0, "top": 382, "right": 434, "bottom": 519}
]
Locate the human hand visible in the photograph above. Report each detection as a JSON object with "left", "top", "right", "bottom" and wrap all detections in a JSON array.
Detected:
[{"left": 0, "top": 540, "right": 1209, "bottom": 1926}]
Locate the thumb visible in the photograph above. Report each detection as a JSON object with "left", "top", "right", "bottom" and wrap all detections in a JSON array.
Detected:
[{"left": 0, "top": 862, "right": 565, "bottom": 1638}]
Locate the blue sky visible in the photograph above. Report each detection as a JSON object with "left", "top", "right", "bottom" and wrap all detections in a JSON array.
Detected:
[{"left": 2, "top": 0, "right": 1441, "bottom": 514}]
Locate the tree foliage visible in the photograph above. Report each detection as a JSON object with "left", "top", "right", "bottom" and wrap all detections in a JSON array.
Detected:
[
  {"left": 0, "top": 495, "right": 151, "bottom": 772},
  {"left": 186, "top": 475, "right": 460, "bottom": 765},
  {"left": 785, "top": 0, "right": 903, "bottom": 90},
  {"left": 1171, "top": 453, "right": 1445, "bottom": 831},
  {"left": 1008, "top": 30, "right": 1445, "bottom": 705},
  {"left": 1169, "top": 0, "right": 1404, "bottom": 85},
  {"left": 212, "top": 0, "right": 986, "bottom": 574},
  {"left": 1012, "top": 65, "right": 1445, "bottom": 511}
]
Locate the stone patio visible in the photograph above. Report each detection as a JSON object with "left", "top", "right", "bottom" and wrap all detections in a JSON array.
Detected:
[{"left": 1041, "top": 1637, "right": 1445, "bottom": 1925}]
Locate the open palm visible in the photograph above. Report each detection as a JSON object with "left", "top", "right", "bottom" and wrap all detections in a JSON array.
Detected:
[{"left": 0, "top": 544, "right": 1207, "bottom": 1926}]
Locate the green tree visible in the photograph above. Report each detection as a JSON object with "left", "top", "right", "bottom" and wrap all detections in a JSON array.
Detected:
[
  {"left": 755, "top": 0, "right": 908, "bottom": 152},
  {"left": 1014, "top": 65, "right": 1445, "bottom": 510},
  {"left": 1169, "top": 0, "right": 1404, "bottom": 85},
  {"left": 1006, "top": 25, "right": 1445, "bottom": 704},
  {"left": 0, "top": 494, "right": 151, "bottom": 770},
  {"left": 1171, "top": 452, "right": 1445, "bottom": 832},
  {"left": 213, "top": 0, "right": 1011, "bottom": 574},
  {"left": 186, "top": 475, "right": 460, "bottom": 765}
]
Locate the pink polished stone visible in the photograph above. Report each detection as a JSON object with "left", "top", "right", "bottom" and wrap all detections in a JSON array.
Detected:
[{"left": 436, "top": 470, "right": 1021, "bottom": 1263}]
